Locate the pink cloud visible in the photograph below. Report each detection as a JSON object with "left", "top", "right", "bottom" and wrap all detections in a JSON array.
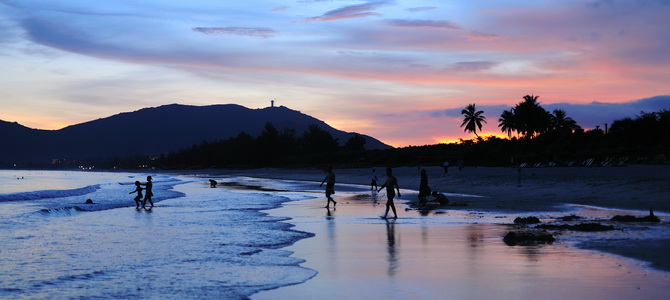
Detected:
[
  {"left": 446, "top": 61, "right": 499, "bottom": 72},
  {"left": 467, "top": 30, "right": 505, "bottom": 41}
]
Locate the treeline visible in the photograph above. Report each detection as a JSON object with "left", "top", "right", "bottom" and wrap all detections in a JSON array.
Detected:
[
  {"left": 144, "top": 108, "right": 669, "bottom": 169},
  {"left": 14, "top": 108, "right": 668, "bottom": 170},
  {"left": 152, "top": 123, "right": 369, "bottom": 169}
]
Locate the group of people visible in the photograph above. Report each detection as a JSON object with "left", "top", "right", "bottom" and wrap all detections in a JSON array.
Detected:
[
  {"left": 129, "top": 175, "right": 154, "bottom": 209},
  {"left": 321, "top": 167, "right": 401, "bottom": 219},
  {"left": 321, "top": 167, "right": 450, "bottom": 218}
]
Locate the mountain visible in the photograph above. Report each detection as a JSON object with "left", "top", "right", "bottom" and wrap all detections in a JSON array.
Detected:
[{"left": 0, "top": 104, "right": 391, "bottom": 165}]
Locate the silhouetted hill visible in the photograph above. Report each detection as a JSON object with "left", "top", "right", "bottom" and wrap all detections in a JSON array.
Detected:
[{"left": 0, "top": 104, "right": 391, "bottom": 165}]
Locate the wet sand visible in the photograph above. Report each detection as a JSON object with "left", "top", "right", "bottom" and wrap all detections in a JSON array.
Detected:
[
  {"left": 208, "top": 164, "right": 670, "bottom": 297},
  {"left": 251, "top": 193, "right": 670, "bottom": 299}
]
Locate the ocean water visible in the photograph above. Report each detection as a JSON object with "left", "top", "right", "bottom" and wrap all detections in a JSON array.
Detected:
[
  {"left": 0, "top": 170, "right": 318, "bottom": 299},
  {"left": 2, "top": 170, "right": 669, "bottom": 299}
]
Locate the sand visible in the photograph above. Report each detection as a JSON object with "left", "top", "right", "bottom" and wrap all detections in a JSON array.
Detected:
[
  {"left": 213, "top": 164, "right": 670, "bottom": 213},
  {"left": 207, "top": 165, "right": 670, "bottom": 299}
]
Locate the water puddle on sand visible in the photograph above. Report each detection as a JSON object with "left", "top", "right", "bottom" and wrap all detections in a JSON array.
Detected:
[{"left": 254, "top": 192, "right": 670, "bottom": 300}]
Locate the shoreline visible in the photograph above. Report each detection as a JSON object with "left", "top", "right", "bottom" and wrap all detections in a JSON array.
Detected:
[
  {"left": 252, "top": 191, "right": 670, "bottom": 299},
  {"left": 208, "top": 165, "right": 670, "bottom": 275},
  {"left": 209, "top": 164, "right": 670, "bottom": 213}
]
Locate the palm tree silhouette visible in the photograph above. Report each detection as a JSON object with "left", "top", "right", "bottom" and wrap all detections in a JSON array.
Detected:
[
  {"left": 498, "top": 109, "right": 516, "bottom": 138},
  {"left": 550, "top": 109, "right": 581, "bottom": 133},
  {"left": 461, "top": 103, "right": 487, "bottom": 138},
  {"left": 514, "top": 95, "right": 550, "bottom": 138}
]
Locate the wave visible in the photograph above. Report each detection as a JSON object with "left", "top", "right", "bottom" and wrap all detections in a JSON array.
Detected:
[
  {"left": 0, "top": 185, "right": 100, "bottom": 202},
  {"left": 39, "top": 206, "right": 86, "bottom": 214}
]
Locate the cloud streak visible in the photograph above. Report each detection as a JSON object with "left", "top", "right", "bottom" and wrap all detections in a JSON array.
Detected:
[
  {"left": 384, "top": 19, "right": 460, "bottom": 30},
  {"left": 404, "top": 6, "right": 437, "bottom": 13},
  {"left": 304, "top": 1, "right": 390, "bottom": 22},
  {"left": 192, "top": 27, "right": 278, "bottom": 38}
]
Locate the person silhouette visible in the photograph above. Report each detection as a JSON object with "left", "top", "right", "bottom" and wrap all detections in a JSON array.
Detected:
[
  {"left": 129, "top": 180, "right": 143, "bottom": 209},
  {"left": 378, "top": 167, "right": 400, "bottom": 219},
  {"left": 141, "top": 176, "right": 154, "bottom": 208},
  {"left": 320, "top": 166, "right": 337, "bottom": 208},
  {"left": 370, "top": 169, "right": 378, "bottom": 191},
  {"left": 418, "top": 169, "right": 431, "bottom": 206}
]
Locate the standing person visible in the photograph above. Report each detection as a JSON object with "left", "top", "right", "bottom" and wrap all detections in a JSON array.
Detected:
[
  {"left": 370, "top": 169, "right": 378, "bottom": 191},
  {"left": 129, "top": 180, "right": 143, "bottom": 209},
  {"left": 378, "top": 167, "right": 401, "bottom": 219},
  {"left": 418, "top": 169, "right": 431, "bottom": 206},
  {"left": 443, "top": 161, "right": 450, "bottom": 174},
  {"left": 141, "top": 176, "right": 154, "bottom": 208},
  {"left": 320, "top": 166, "right": 337, "bottom": 208}
]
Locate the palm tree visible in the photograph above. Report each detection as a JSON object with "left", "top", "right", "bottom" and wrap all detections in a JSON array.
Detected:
[
  {"left": 550, "top": 109, "right": 581, "bottom": 133},
  {"left": 498, "top": 109, "right": 516, "bottom": 138},
  {"left": 461, "top": 103, "right": 487, "bottom": 138},
  {"left": 514, "top": 95, "right": 550, "bottom": 138}
]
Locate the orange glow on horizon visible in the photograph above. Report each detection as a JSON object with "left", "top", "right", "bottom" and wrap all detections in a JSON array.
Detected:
[{"left": 436, "top": 132, "right": 510, "bottom": 145}]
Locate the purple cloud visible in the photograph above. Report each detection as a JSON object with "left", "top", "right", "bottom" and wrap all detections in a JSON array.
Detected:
[
  {"left": 544, "top": 96, "right": 670, "bottom": 129},
  {"left": 193, "top": 27, "right": 277, "bottom": 38},
  {"left": 404, "top": 7, "right": 437, "bottom": 13},
  {"left": 304, "top": 1, "right": 389, "bottom": 22},
  {"left": 384, "top": 19, "right": 460, "bottom": 30},
  {"left": 437, "top": 96, "right": 670, "bottom": 130}
]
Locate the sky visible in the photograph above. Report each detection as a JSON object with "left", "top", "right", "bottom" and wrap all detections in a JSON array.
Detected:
[{"left": 1, "top": 0, "right": 669, "bottom": 147}]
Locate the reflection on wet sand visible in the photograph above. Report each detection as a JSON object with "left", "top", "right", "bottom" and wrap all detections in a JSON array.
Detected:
[
  {"left": 254, "top": 192, "right": 670, "bottom": 300},
  {"left": 385, "top": 218, "right": 397, "bottom": 277}
]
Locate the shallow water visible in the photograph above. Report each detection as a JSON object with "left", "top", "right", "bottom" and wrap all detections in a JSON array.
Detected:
[
  {"left": 254, "top": 193, "right": 670, "bottom": 299},
  {"left": 1, "top": 170, "right": 669, "bottom": 299},
  {"left": 0, "top": 171, "right": 316, "bottom": 299}
]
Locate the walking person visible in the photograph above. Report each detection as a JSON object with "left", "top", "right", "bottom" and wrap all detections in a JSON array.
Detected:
[
  {"left": 129, "top": 180, "right": 143, "bottom": 209},
  {"left": 320, "top": 166, "right": 337, "bottom": 208},
  {"left": 370, "top": 169, "right": 378, "bottom": 191},
  {"left": 141, "top": 176, "right": 154, "bottom": 208},
  {"left": 378, "top": 168, "right": 401, "bottom": 219}
]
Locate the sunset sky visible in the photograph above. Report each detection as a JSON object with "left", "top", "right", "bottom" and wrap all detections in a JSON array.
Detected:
[{"left": 1, "top": 0, "right": 669, "bottom": 147}]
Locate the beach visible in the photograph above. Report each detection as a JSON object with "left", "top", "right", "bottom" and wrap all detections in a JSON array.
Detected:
[
  {"left": 211, "top": 164, "right": 670, "bottom": 298},
  {"left": 1, "top": 166, "right": 669, "bottom": 299},
  {"left": 252, "top": 195, "right": 670, "bottom": 299},
  {"left": 212, "top": 164, "right": 670, "bottom": 213}
]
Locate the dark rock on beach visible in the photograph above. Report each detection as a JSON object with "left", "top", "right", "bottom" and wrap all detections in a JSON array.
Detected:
[
  {"left": 558, "top": 215, "right": 582, "bottom": 221},
  {"left": 514, "top": 216, "right": 541, "bottom": 224},
  {"left": 611, "top": 215, "right": 660, "bottom": 223},
  {"left": 536, "top": 223, "right": 615, "bottom": 232},
  {"left": 503, "top": 230, "right": 555, "bottom": 246}
]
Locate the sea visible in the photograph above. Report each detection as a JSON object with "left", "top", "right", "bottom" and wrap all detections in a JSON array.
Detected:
[
  {"left": 1, "top": 170, "right": 669, "bottom": 299},
  {"left": 0, "top": 170, "right": 324, "bottom": 299}
]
